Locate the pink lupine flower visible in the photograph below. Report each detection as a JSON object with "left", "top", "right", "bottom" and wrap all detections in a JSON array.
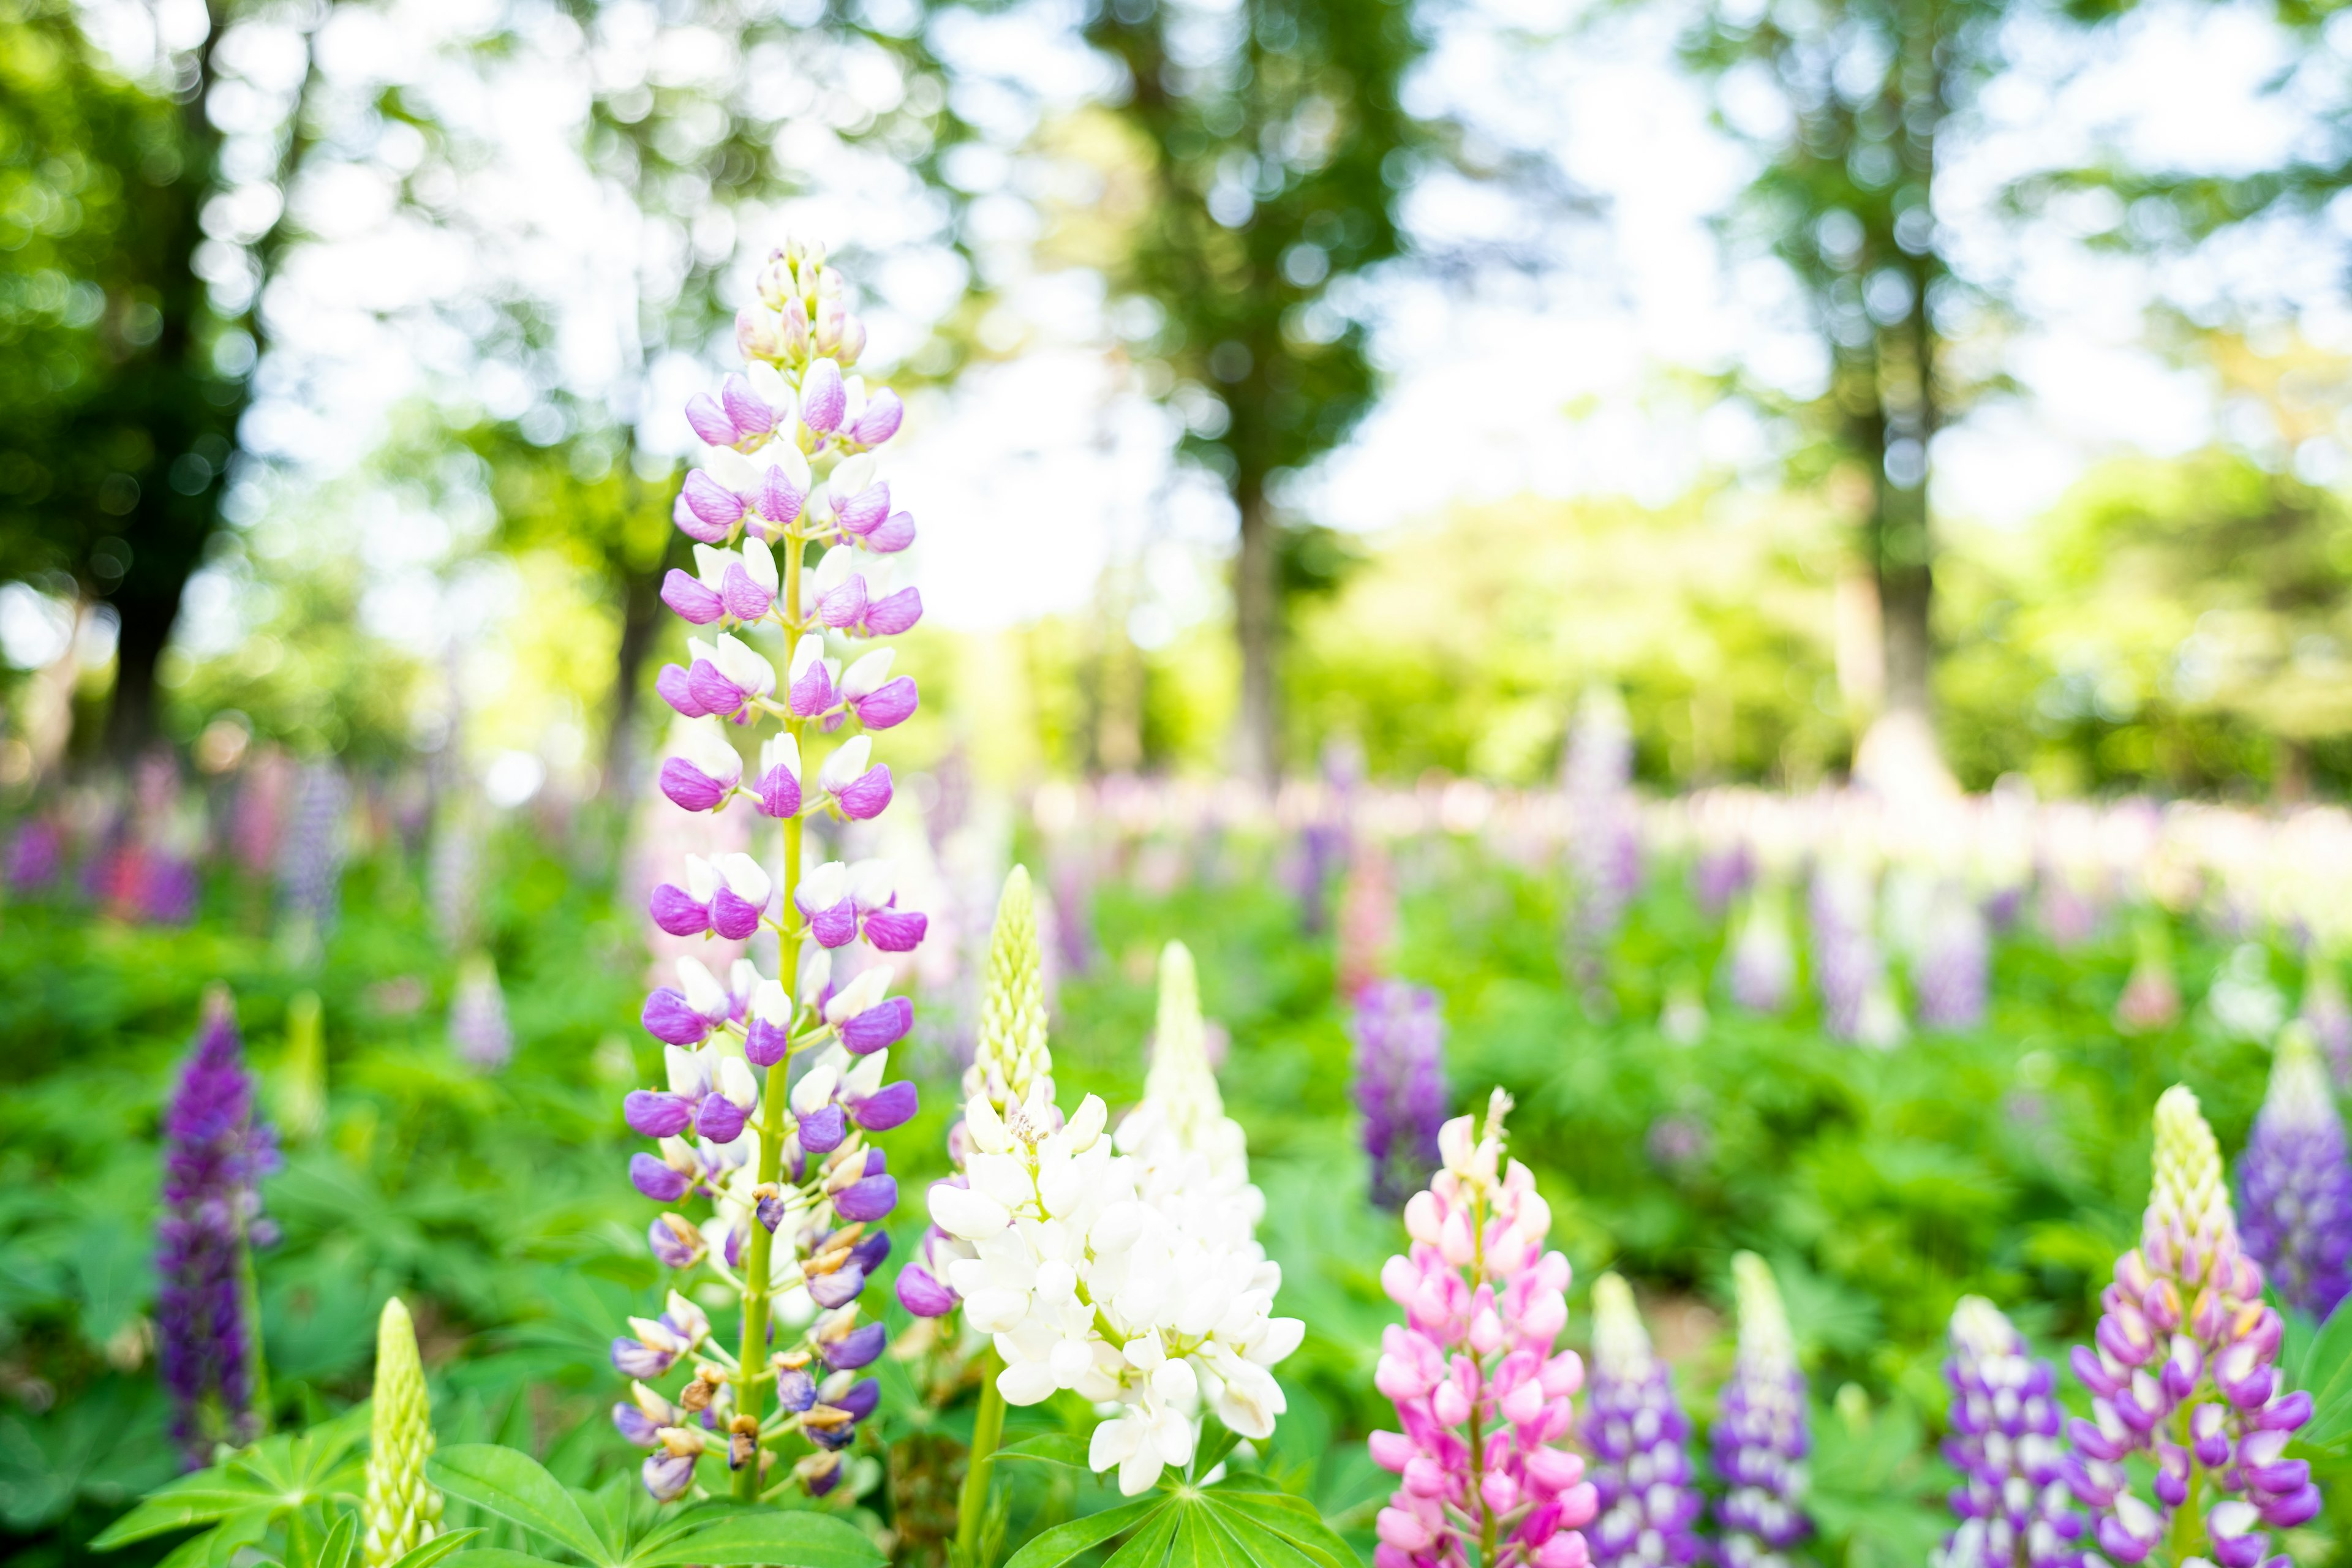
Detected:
[
  {"left": 1368, "top": 1090, "right": 1597, "bottom": 1568},
  {"left": 660, "top": 723, "right": 742, "bottom": 813}
]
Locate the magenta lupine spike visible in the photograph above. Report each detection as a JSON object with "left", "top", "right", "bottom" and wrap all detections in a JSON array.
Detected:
[
  {"left": 1936, "top": 1297, "right": 2083, "bottom": 1568},
  {"left": 1712, "top": 1254, "right": 1811, "bottom": 1568},
  {"left": 619, "top": 239, "right": 926, "bottom": 1503},
  {"left": 2063, "top": 1087, "right": 2318, "bottom": 1564},
  {"left": 2235, "top": 1024, "right": 2352, "bottom": 1323},
  {"left": 1578, "top": 1274, "right": 1702, "bottom": 1568},
  {"left": 1368, "top": 1090, "right": 1597, "bottom": 1568},
  {"left": 157, "top": 989, "right": 280, "bottom": 1467},
  {"left": 1351, "top": 981, "right": 1447, "bottom": 1209},
  {"left": 4, "top": 815, "right": 63, "bottom": 893}
]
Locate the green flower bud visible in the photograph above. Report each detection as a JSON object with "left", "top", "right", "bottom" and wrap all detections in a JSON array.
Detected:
[
  {"left": 362, "top": 1297, "right": 442, "bottom": 1568},
  {"left": 966, "top": 866, "right": 1052, "bottom": 1114}
]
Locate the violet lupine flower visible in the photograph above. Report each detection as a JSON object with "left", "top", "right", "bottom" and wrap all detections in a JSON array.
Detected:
[
  {"left": 449, "top": 953, "right": 514, "bottom": 1072},
  {"left": 2299, "top": 955, "right": 2351, "bottom": 1090},
  {"left": 4, "top": 816, "right": 63, "bottom": 894},
  {"left": 1711, "top": 1253, "right": 1811, "bottom": 1568},
  {"left": 2236, "top": 1023, "right": 2352, "bottom": 1323},
  {"left": 625, "top": 239, "right": 929, "bottom": 1502},
  {"left": 157, "top": 989, "right": 280, "bottom": 1467},
  {"left": 137, "top": 852, "right": 200, "bottom": 925},
  {"left": 1351, "top": 981, "right": 1446, "bottom": 1209},
  {"left": 1912, "top": 883, "right": 1989, "bottom": 1032},
  {"left": 2063, "top": 1086, "right": 2318, "bottom": 1562},
  {"left": 1809, "top": 862, "right": 1901, "bottom": 1046},
  {"left": 1565, "top": 688, "right": 1640, "bottom": 987},
  {"left": 1935, "top": 1296, "right": 2082, "bottom": 1568},
  {"left": 1578, "top": 1273, "right": 1702, "bottom": 1568},
  {"left": 1368, "top": 1090, "right": 1598, "bottom": 1568},
  {"left": 1725, "top": 883, "right": 1795, "bottom": 1016},
  {"left": 1691, "top": 842, "right": 1753, "bottom": 921},
  {"left": 276, "top": 760, "right": 349, "bottom": 946}
]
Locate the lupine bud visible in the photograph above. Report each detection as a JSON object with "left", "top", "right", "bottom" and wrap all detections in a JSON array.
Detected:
[
  {"left": 966, "top": 866, "right": 1056, "bottom": 1121},
  {"left": 361, "top": 1298, "right": 443, "bottom": 1568},
  {"left": 1713, "top": 1253, "right": 1811, "bottom": 1562},
  {"left": 862, "top": 586, "right": 922, "bottom": 636},
  {"left": 2236, "top": 1023, "right": 2352, "bottom": 1322},
  {"left": 850, "top": 389, "right": 903, "bottom": 446},
  {"left": 1351, "top": 981, "right": 1447, "bottom": 1208},
  {"left": 801, "top": 359, "right": 846, "bottom": 434},
  {"left": 1579, "top": 1274, "right": 1702, "bottom": 1568}
]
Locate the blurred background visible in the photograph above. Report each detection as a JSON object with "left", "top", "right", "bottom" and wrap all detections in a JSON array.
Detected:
[{"left": 10, "top": 0, "right": 2352, "bottom": 1555}]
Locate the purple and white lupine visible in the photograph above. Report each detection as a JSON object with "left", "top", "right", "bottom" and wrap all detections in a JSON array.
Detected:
[
  {"left": 2063, "top": 1086, "right": 2319, "bottom": 1563},
  {"left": 1935, "top": 1297, "right": 2083, "bottom": 1568},
  {"left": 3, "top": 815, "right": 62, "bottom": 893},
  {"left": 617, "top": 240, "right": 925, "bottom": 1506},
  {"left": 157, "top": 989, "right": 279, "bottom": 1468},
  {"left": 449, "top": 953, "right": 514, "bottom": 1072},
  {"left": 1913, "top": 882, "right": 1989, "bottom": 1033},
  {"left": 1712, "top": 1253, "right": 1811, "bottom": 1568},
  {"left": 1810, "top": 862, "right": 1900, "bottom": 1046},
  {"left": 1725, "top": 882, "right": 1795, "bottom": 1016},
  {"left": 1579, "top": 1273, "right": 1703, "bottom": 1568},
  {"left": 2235, "top": 1024, "right": 2352, "bottom": 1324},
  {"left": 276, "top": 760, "right": 348, "bottom": 956},
  {"left": 2299, "top": 954, "right": 2351, "bottom": 1090},
  {"left": 1565, "top": 687, "right": 1640, "bottom": 985},
  {"left": 1351, "top": 980, "right": 1447, "bottom": 1209}
]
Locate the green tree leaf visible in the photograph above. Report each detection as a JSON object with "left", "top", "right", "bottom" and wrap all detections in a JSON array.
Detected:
[{"left": 428, "top": 1446, "right": 611, "bottom": 1567}]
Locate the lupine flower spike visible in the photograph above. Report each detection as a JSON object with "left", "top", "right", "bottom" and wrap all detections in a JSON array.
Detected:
[
  {"left": 2064, "top": 1086, "right": 2318, "bottom": 1562},
  {"left": 361, "top": 1298, "right": 444, "bottom": 1568},
  {"left": 157, "top": 987, "right": 279, "bottom": 1467},
  {"left": 1115, "top": 941, "right": 1266, "bottom": 1254},
  {"left": 621, "top": 238, "right": 926, "bottom": 1504},
  {"left": 1578, "top": 1273, "right": 1702, "bottom": 1568},
  {"left": 1368, "top": 1090, "right": 1598, "bottom": 1568},
  {"left": 2300, "top": 952, "right": 2352, "bottom": 1088},
  {"left": 1724, "top": 883, "right": 1794, "bottom": 1016},
  {"left": 1712, "top": 1253, "right": 1810, "bottom": 1568},
  {"left": 2236, "top": 1023, "right": 2352, "bottom": 1323},
  {"left": 1352, "top": 980, "right": 1448, "bottom": 1208},
  {"left": 1934, "top": 1296, "right": 2081, "bottom": 1568}
]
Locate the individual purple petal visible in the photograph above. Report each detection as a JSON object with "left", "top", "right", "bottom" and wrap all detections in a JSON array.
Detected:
[
  {"left": 614, "top": 1400, "right": 662, "bottom": 1447},
  {"left": 710, "top": 887, "right": 763, "bottom": 941},
  {"left": 851, "top": 676, "right": 918, "bottom": 730},
  {"left": 849, "top": 1231, "right": 891, "bottom": 1273},
  {"left": 801, "top": 360, "right": 846, "bottom": 435},
  {"left": 840, "top": 997, "right": 913, "bottom": 1055},
  {"left": 832, "top": 765, "right": 892, "bottom": 821},
  {"left": 862, "top": 587, "right": 922, "bottom": 636},
  {"left": 641, "top": 988, "right": 712, "bottom": 1046},
  {"left": 655, "top": 663, "right": 709, "bottom": 719},
  {"left": 788, "top": 658, "right": 836, "bottom": 718},
  {"left": 662, "top": 569, "right": 726, "bottom": 624},
  {"left": 630, "top": 1153, "right": 691, "bottom": 1202},
  {"left": 674, "top": 490, "right": 730, "bottom": 545},
  {"left": 835, "top": 482, "right": 889, "bottom": 537},
  {"left": 643, "top": 1452, "right": 696, "bottom": 1502},
  {"left": 612, "top": 1336, "right": 676, "bottom": 1379},
  {"left": 658, "top": 759, "right": 729, "bottom": 813},
  {"left": 685, "top": 393, "right": 738, "bottom": 448},
  {"left": 834, "top": 1174, "right": 897, "bottom": 1223},
  {"left": 776, "top": 1366, "right": 817, "bottom": 1412},
  {"left": 798, "top": 1103, "right": 847, "bottom": 1152},
  {"left": 650, "top": 883, "right": 710, "bottom": 937},
  {"left": 683, "top": 470, "right": 747, "bottom": 531},
  {"left": 808, "top": 898, "right": 859, "bottom": 949},
  {"left": 753, "top": 764, "right": 802, "bottom": 820},
  {"left": 696, "top": 1092, "right": 747, "bottom": 1145},
  {"left": 861, "top": 908, "right": 926, "bottom": 953},
  {"left": 648, "top": 1215, "right": 703, "bottom": 1268},
  {"left": 809, "top": 1264, "right": 866, "bottom": 1309},
  {"left": 818, "top": 1320, "right": 887, "bottom": 1368},
  {"left": 850, "top": 1080, "right": 918, "bottom": 1131},
  {"left": 897, "top": 1265, "right": 955, "bottom": 1317},
  {"left": 835, "top": 1378, "right": 881, "bottom": 1422},
  {"left": 863, "top": 511, "right": 915, "bottom": 553},
  {"left": 816, "top": 576, "right": 869, "bottom": 628},
  {"left": 758, "top": 466, "right": 805, "bottom": 529},
  {"left": 850, "top": 390, "right": 902, "bottom": 446},
  {"left": 720, "top": 373, "right": 774, "bottom": 436},
  {"left": 687, "top": 659, "right": 747, "bottom": 720},
  {"left": 745, "top": 1014, "right": 791, "bottom": 1068},
  {"left": 722, "top": 564, "right": 774, "bottom": 622},
  {"left": 625, "top": 1090, "right": 696, "bottom": 1137}
]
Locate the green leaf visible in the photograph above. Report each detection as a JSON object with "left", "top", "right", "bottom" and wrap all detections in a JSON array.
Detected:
[
  {"left": 153, "top": 1509, "right": 273, "bottom": 1568},
  {"left": 428, "top": 1446, "right": 612, "bottom": 1567},
  {"left": 994, "top": 1433, "right": 1094, "bottom": 1470},
  {"left": 1187, "top": 1423, "right": 1242, "bottom": 1483},
  {"left": 1164, "top": 1500, "right": 1220, "bottom": 1568},
  {"left": 439, "top": 1551, "right": 576, "bottom": 1568},
  {"left": 630, "top": 1510, "right": 884, "bottom": 1568},
  {"left": 382, "top": 1528, "right": 485, "bottom": 1568},
  {"left": 1209, "top": 1510, "right": 1326, "bottom": 1568},
  {"left": 91, "top": 1476, "right": 278, "bottom": 1550},
  {"left": 1098, "top": 1506, "right": 1179, "bottom": 1568},
  {"left": 1203, "top": 1488, "right": 1354, "bottom": 1568},
  {"left": 1001, "top": 1498, "right": 1164, "bottom": 1568},
  {"left": 2286, "top": 1300, "right": 2352, "bottom": 1452},
  {"left": 301, "top": 1511, "right": 360, "bottom": 1568}
]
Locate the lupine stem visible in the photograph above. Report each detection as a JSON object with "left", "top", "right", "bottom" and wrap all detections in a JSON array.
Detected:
[
  {"left": 956, "top": 1351, "right": 1007, "bottom": 1564},
  {"left": 233, "top": 1208, "right": 271, "bottom": 1438}
]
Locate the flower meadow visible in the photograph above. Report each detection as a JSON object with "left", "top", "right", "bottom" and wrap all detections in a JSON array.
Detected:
[{"left": 13, "top": 249, "right": 2352, "bottom": 1568}]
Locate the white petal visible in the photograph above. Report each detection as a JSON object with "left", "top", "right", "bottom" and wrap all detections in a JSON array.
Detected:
[
  {"left": 932, "top": 1185, "right": 1012, "bottom": 1240},
  {"left": 997, "top": 1359, "right": 1059, "bottom": 1407}
]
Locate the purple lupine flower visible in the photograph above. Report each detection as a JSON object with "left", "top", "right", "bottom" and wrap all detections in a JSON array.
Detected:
[
  {"left": 449, "top": 953, "right": 514, "bottom": 1072},
  {"left": 2299, "top": 954, "right": 2351, "bottom": 1090},
  {"left": 1691, "top": 841, "right": 1754, "bottom": 920},
  {"left": 1725, "top": 883, "right": 1795, "bottom": 1015},
  {"left": 157, "top": 990, "right": 279, "bottom": 1467},
  {"left": 1810, "top": 862, "right": 1899, "bottom": 1046},
  {"left": 1349, "top": 981, "right": 1446, "bottom": 1209},
  {"left": 4, "top": 816, "right": 63, "bottom": 894},
  {"left": 1579, "top": 1273, "right": 1703, "bottom": 1568},
  {"left": 1912, "top": 883, "right": 1988, "bottom": 1033},
  {"left": 1565, "top": 687, "right": 1640, "bottom": 989},
  {"left": 2235, "top": 1023, "right": 2352, "bottom": 1322},
  {"left": 1936, "top": 1297, "right": 2082, "bottom": 1568},
  {"left": 1713, "top": 1253, "right": 1811, "bottom": 1566},
  {"left": 137, "top": 853, "right": 200, "bottom": 925},
  {"left": 2064, "top": 1087, "right": 2318, "bottom": 1561},
  {"left": 275, "top": 760, "right": 349, "bottom": 946}
]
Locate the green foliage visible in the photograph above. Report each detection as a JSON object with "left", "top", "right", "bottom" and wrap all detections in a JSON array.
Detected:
[{"left": 995, "top": 1429, "right": 1352, "bottom": 1568}]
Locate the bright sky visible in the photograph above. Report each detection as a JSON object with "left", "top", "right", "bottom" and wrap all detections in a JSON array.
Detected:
[{"left": 96, "top": 0, "right": 2352, "bottom": 667}]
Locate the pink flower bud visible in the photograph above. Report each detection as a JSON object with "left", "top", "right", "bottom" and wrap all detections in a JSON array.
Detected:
[
  {"left": 737, "top": 307, "right": 781, "bottom": 361},
  {"left": 1376, "top": 1509, "right": 1433, "bottom": 1555},
  {"left": 837, "top": 481, "right": 890, "bottom": 537},
  {"left": 851, "top": 676, "right": 918, "bottom": 730},
  {"left": 864, "top": 511, "right": 916, "bottom": 552},
  {"left": 1431, "top": 1380, "right": 1471, "bottom": 1427},
  {"left": 789, "top": 658, "right": 836, "bottom": 718},
  {"left": 660, "top": 758, "right": 731, "bottom": 812},
  {"left": 722, "top": 564, "right": 774, "bottom": 622},
  {"left": 834, "top": 765, "right": 892, "bottom": 820},
  {"left": 687, "top": 659, "right": 747, "bottom": 720},
  {"left": 662, "top": 569, "right": 726, "bottom": 625},
  {"left": 1367, "top": 1431, "right": 1414, "bottom": 1474},
  {"left": 656, "top": 663, "right": 709, "bottom": 719}
]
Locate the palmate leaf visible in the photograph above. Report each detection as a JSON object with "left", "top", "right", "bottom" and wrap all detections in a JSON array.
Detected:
[
  {"left": 1000, "top": 1464, "right": 1352, "bottom": 1568},
  {"left": 630, "top": 1509, "right": 885, "bottom": 1568},
  {"left": 1003, "top": 1498, "right": 1163, "bottom": 1568},
  {"left": 994, "top": 1433, "right": 1093, "bottom": 1470},
  {"left": 2284, "top": 1296, "right": 2352, "bottom": 1452},
  {"left": 92, "top": 1417, "right": 370, "bottom": 1551},
  {"left": 382, "top": 1529, "right": 486, "bottom": 1568},
  {"left": 428, "top": 1446, "right": 614, "bottom": 1566}
]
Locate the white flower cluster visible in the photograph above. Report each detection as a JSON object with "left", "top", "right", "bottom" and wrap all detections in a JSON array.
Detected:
[{"left": 928, "top": 1076, "right": 1303, "bottom": 1496}]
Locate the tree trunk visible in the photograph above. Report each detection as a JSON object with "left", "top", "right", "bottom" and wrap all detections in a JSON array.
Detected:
[
  {"left": 605, "top": 559, "right": 666, "bottom": 796},
  {"left": 1233, "top": 481, "right": 1280, "bottom": 788}
]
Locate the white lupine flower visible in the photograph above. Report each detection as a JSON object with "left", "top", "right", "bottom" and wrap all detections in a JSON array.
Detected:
[
  {"left": 715, "top": 852, "right": 771, "bottom": 907},
  {"left": 820, "top": 737, "right": 872, "bottom": 794},
  {"left": 712, "top": 633, "right": 775, "bottom": 696},
  {"left": 840, "top": 649, "right": 894, "bottom": 700},
  {"left": 677, "top": 958, "right": 729, "bottom": 1019}
]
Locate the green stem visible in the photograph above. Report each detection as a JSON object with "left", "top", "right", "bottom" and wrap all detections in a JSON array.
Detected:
[
  {"left": 235, "top": 1201, "right": 271, "bottom": 1439},
  {"left": 955, "top": 1351, "right": 1008, "bottom": 1564},
  {"left": 731, "top": 532, "right": 807, "bottom": 1504}
]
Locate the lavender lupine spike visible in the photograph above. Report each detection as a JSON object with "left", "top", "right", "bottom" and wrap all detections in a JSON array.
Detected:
[
  {"left": 1810, "top": 862, "right": 1897, "bottom": 1046},
  {"left": 1578, "top": 1273, "right": 1703, "bottom": 1568},
  {"left": 1351, "top": 980, "right": 1447, "bottom": 1208},
  {"left": 1934, "top": 1297, "right": 2082, "bottom": 1568},
  {"left": 2236, "top": 1023, "right": 2352, "bottom": 1323},
  {"left": 2299, "top": 954, "right": 2351, "bottom": 1090},
  {"left": 1565, "top": 687, "right": 1640, "bottom": 992},
  {"left": 1725, "top": 882, "right": 1795, "bottom": 1016},
  {"left": 1712, "top": 1253, "right": 1811, "bottom": 1568},
  {"left": 157, "top": 989, "right": 280, "bottom": 1467},
  {"left": 449, "top": 953, "right": 514, "bottom": 1072},
  {"left": 276, "top": 760, "right": 349, "bottom": 957},
  {"left": 1912, "top": 883, "right": 1989, "bottom": 1033},
  {"left": 620, "top": 239, "right": 926, "bottom": 1505},
  {"left": 2064, "top": 1087, "right": 2319, "bottom": 1564}
]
